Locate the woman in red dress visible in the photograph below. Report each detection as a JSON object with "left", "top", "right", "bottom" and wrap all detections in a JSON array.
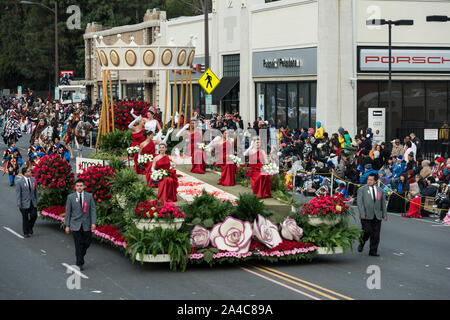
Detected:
[
  {"left": 212, "top": 130, "right": 236, "bottom": 186},
  {"left": 129, "top": 116, "right": 146, "bottom": 173},
  {"left": 151, "top": 144, "right": 178, "bottom": 202},
  {"left": 137, "top": 131, "right": 156, "bottom": 175},
  {"left": 177, "top": 120, "right": 206, "bottom": 174},
  {"left": 246, "top": 139, "right": 271, "bottom": 199}
]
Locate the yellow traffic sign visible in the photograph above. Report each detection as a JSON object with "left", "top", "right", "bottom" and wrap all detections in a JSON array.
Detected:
[{"left": 198, "top": 68, "right": 220, "bottom": 94}]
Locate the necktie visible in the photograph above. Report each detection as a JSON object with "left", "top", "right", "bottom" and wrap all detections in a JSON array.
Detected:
[
  {"left": 28, "top": 179, "right": 32, "bottom": 193},
  {"left": 79, "top": 193, "right": 83, "bottom": 209},
  {"left": 372, "top": 187, "right": 376, "bottom": 202}
]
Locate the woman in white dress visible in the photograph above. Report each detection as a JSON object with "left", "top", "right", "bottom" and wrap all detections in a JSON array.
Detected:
[{"left": 144, "top": 109, "right": 162, "bottom": 134}]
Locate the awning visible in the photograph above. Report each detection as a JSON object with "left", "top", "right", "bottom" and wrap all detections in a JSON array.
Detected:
[{"left": 212, "top": 77, "right": 239, "bottom": 105}]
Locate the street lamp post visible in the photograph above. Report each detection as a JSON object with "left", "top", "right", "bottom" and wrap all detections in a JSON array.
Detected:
[
  {"left": 21, "top": 1, "right": 59, "bottom": 90},
  {"left": 366, "top": 19, "right": 414, "bottom": 143}
]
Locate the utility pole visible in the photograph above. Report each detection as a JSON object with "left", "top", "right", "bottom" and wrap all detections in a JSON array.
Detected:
[{"left": 204, "top": 0, "right": 209, "bottom": 69}]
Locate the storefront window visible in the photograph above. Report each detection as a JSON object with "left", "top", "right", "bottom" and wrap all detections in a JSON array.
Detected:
[
  {"left": 426, "top": 82, "right": 447, "bottom": 124},
  {"left": 380, "top": 81, "right": 402, "bottom": 139},
  {"left": 256, "top": 83, "right": 265, "bottom": 120},
  {"left": 276, "top": 83, "right": 287, "bottom": 128},
  {"left": 298, "top": 83, "right": 309, "bottom": 130},
  {"left": 403, "top": 82, "right": 425, "bottom": 123},
  {"left": 310, "top": 82, "right": 317, "bottom": 128},
  {"left": 288, "top": 83, "right": 298, "bottom": 130},
  {"left": 266, "top": 84, "right": 276, "bottom": 125},
  {"left": 357, "top": 82, "right": 379, "bottom": 132}
]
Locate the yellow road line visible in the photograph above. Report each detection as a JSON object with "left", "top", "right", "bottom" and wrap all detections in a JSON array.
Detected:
[
  {"left": 252, "top": 264, "right": 354, "bottom": 300},
  {"left": 245, "top": 263, "right": 339, "bottom": 300}
]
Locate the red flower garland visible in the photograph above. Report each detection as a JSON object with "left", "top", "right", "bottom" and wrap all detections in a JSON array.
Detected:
[
  {"left": 300, "top": 194, "right": 349, "bottom": 217},
  {"left": 113, "top": 100, "right": 154, "bottom": 131}
]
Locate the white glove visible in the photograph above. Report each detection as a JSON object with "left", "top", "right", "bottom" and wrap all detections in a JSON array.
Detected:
[
  {"left": 154, "top": 130, "right": 163, "bottom": 141},
  {"left": 244, "top": 140, "right": 255, "bottom": 156},
  {"left": 176, "top": 124, "right": 190, "bottom": 138},
  {"left": 161, "top": 129, "right": 173, "bottom": 145},
  {"left": 130, "top": 108, "right": 138, "bottom": 119},
  {"left": 128, "top": 116, "right": 142, "bottom": 129},
  {"left": 207, "top": 136, "right": 222, "bottom": 149}
]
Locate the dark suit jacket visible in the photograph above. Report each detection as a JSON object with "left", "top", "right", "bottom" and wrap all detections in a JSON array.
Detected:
[{"left": 65, "top": 192, "right": 97, "bottom": 231}]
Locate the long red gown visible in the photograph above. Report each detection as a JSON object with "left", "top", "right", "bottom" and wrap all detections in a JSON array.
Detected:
[
  {"left": 132, "top": 129, "right": 146, "bottom": 173},
  {"left": 246, "top": 150, "right": 271, "bottom": 199},
  {"left": 154, "top": 156, "right": 178, "bottom": 202},
  {"left": 403, "top": 197, "right": 423, "bottom": 219},
  {"left": 217, "top": 141, "right": 236, "bottom": 187},
  {"left": 189, "top": 131, "right": 206, "bottom": 174},
  {"left": 136, "top": 141, "right": 155, "bottom": 175}
]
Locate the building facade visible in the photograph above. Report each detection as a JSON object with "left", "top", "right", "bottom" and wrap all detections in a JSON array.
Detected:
[{"left": 84, "top": 0, "right": 450, "bottom": 142}]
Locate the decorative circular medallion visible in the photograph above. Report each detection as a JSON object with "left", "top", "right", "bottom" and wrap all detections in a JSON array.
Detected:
[
  {"left": 100, "top": 50, "right": 108, "bottom": 67},
  {"left": 177, "top": 49, "right": 187, "bottom": 66},
  {"left": 143, "top": 50, "right": 155, "bottom": 66},
  {"left": 125, "top": 50, "right": 137, "bottom": 67},
  {"left": 187, "top": 50, "right": 195, "bottom": 66},
  {"left": 161, "top": 49, "right": 173, "bottom": 66},
  {"left": 96, "top": 51, "right": 103, "bottom": 67},
  {"left": 110, "top": 50, "right": 120, "bottom": 67}
]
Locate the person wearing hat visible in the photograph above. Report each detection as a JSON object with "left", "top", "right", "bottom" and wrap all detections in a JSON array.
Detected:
[
  {"left": 432, "top": 156, "right": 445, "bottom": 179},
  {"left": 420, "top": 160, "right": 432, "bottom": 179},
  {"left": 314, "top": 122, "right": 324, "bottom": 141},
  {"left": 405, "top": 151, "right": 417, "bottom": 172}
]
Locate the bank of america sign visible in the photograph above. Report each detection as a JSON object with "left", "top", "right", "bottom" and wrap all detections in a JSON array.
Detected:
[{"left": 359, "top": 47, "right": 450, "bottom": 73}]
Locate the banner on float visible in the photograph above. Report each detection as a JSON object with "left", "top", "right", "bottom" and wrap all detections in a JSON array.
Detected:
[
  {"left": 368, "top": 108, "right": 386, "bottom": 143},
  {"left": 76, "top": 157, "right": 108, "bottom": 174}
]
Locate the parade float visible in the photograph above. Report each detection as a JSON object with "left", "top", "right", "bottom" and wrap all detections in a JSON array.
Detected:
[{"left": 34, "top": 33, "right": 362, "bottom": 272}]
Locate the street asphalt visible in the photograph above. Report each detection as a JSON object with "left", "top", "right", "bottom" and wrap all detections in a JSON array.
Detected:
[{"left": 0, "top": 134, "right": 449, "bottom": 300}]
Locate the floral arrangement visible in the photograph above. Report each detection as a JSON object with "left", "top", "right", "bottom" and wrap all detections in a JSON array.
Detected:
[
  {"left": 93, "top": 225, "right": 127, "bottom": 248},
  {"left": 228, "top": 155, "right": 242, "bottom": 166},
  {"left": 134, "top": 200, "right": 186, "bottom": 221},
  {"left": 151, "top": 168, "right": 169, "bottom": 182},
  {"left": 280, "top": 217, "right": 304, "bottom": 241},
  {"left": 137, "top": 154, "right": 154, "bottom": 165},
  {"left": 114, "top": 100, "right": 152, "bottom": 131},
  {"left": 127, "top": 146, "right": 140, "bottom": 155},
  {"left": 210, "top": 217, "right": 253, "bottom": 253},
  {"left": 77, "top": 165, "right": 116, "bottom": 203},
  {"left": 253, "top": 214, "right": 283, "bottom": 249},
  {"left": 262, "top": 162, "right": 279, "bottom": 176},
  {"left": 41, "top": 206, "right": 66, "bottom": 222},
  {"left": 299, "top": 194, "right": 350, "bottom": 220},
  {"left": 197, "top": 143, "right": 208, "bottom": 151},
  {"left": 32, "top": 154, "right": 74, "bottom": 191}
]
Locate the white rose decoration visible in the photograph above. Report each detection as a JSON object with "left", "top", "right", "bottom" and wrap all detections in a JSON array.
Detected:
[
  {"left": 210, "top": 217, "right": 253, "bottom": 253},
  {"left": 281, "top": 217, "right": 303, "bottom": 241},
  {"left": 253, "top": 214, "right": 283, "bottom": 249}
]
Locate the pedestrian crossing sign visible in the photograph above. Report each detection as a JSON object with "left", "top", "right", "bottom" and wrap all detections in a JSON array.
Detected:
[{"left": 198, "top": 68, "right": 220, "bottom": 94}]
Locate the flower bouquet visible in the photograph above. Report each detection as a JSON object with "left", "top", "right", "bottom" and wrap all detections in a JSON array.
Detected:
[
  {"left": 133, "top": 200, "right": 186, "bottom": 230},
  {"left": 151, "top": 168, "right": 169, "bottom": 182},
  {"left": 261, "top": 162, "right": 279, "bottom": 176},
  {"left": 137, "top": 154, "right": 154, "bottom": 171},
  {"left": 228, "top": 155, "right": 242, "bottom": 166},
  {"left": 127, "top": 146, "right": 140, "bottom": 155},
  {"left": 197, "top": 143, "right": 208, "bottom": 151}
]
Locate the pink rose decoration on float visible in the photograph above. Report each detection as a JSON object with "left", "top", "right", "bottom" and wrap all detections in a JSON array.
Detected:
[
  {"left": 210, "top": 217, "right": 253, "bottom": 253},
  {"left": 190, "top": 225, "right": 211, "bottom": 248},
  {"left": 280, "top": 217, "right": 303, "bottom": 241},
  {"left": 253, "top": 214, "right": 283, "bottom": 249}
]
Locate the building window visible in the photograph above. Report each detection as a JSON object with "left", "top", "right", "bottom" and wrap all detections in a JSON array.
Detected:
[
  {"left": 171, "top": 84, "right": 204, "bottom": 117},
  {"left": 357, "top": 80, "right": 450, "bottom": 141},
  {"left": 255, "top": 81, "right": 317, "bottom": 129},
  {"left": 223, "top": 54, "right": 240, "bottom": 77}
]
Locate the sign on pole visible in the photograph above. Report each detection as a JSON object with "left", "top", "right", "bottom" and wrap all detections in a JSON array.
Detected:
[
  {"left": 198, "top": 68, "right": 220, "bottom": 94},
  {"left": 17, "top": 86, "right": 22, "bottom": 97},
  {"left": 76, "top": 157, "right": 109, "bottom": 174},
  {"left": 368, "top": 108, "right": 386, "bottom": 143},
  {"left": 206, "top": 94, "right": 212, "bottom": 114}
]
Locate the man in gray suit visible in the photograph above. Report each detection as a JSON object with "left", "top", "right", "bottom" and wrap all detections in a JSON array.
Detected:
[
  {"left": 16, "top": 167, "right": 39, "bottom": 238},
  {"left": 65, "top": 179, "right": 97, "bottom": 270},
  {"left": 357, "top": 173, "right": 388, "bottom": 257}
]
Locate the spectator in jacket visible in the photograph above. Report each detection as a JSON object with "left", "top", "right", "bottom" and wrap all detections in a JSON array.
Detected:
[
  {"left": 314, "top": 122, "right": 324, "bottom": 141},
  {"left": 360, "top": 164, "right": 379, "bottom": 185},
  {"left": 391, "top": 139, "right": 403, "bottom": 158},
  {"left": 391, "top": 156, "right": 406, "bottom": 179},
  {"left": 420, "top": 160, "right": 432, "bottom": 179}
]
